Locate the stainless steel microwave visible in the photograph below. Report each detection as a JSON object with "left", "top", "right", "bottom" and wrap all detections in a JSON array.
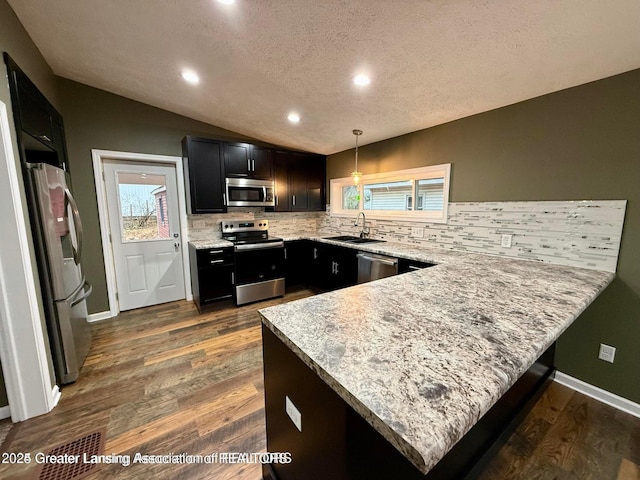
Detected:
[{"left": 225, "top": 178, "right": 275, "bottom": 207}]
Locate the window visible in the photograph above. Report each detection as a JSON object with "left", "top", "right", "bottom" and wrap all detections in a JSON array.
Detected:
[{"left": 330, "top": 164, "right": 450, "bottom": 223}]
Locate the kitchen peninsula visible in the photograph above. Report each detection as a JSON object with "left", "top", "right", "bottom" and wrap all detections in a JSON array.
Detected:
[{"left": 258, "top": 240, "right": 614, "bottom": 479}]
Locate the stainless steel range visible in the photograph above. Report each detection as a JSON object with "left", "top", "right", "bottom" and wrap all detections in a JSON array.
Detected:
[{"left": 221, "top": 219, "right": 285, "bottom": 305}]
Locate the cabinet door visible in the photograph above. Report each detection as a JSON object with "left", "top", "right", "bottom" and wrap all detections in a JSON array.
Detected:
[
  {"left": 284, "top": 240, "right": 312, "bottom": 287},
  {"left": 309, "top": 243, "right": 330, "bottom": 290},
  {"left": 307, "top": 154, "right": 326, "bottom": 212},
  {"left": 5, "top": 54, "right": 68, "bottom": 169},
  {"left": 290, "top": 152, "right": 310, "bottom": 211},
  {"left": 224, "top": 142, "right": 252, "bottom": 177},
  {"left": 273, "top": 151, "right": 291, "bottom": 211},
  {"left": 182, "top": 137, "right": 226, "bottom": 213},
  {"left": 198, "top": 264, "right": 234, "bottom": 305},
  {"left": 252, "top": 146, "right": 274, "bottom": 179},
  {"left": 326, "top": 245, "right": 358, "bottom": 290},
  {"left": 290, "top": 153, "right": 326, "bottom": 212}
]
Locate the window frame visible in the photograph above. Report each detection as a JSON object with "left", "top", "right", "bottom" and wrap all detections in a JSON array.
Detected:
[{"left": 329, "top": 164, "right": 451, "bottom": 223}]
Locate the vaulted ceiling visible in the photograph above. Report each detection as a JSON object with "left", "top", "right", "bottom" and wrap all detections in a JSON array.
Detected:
[{"left": 9, "top": 0, "right": 640, "bottom": 154}]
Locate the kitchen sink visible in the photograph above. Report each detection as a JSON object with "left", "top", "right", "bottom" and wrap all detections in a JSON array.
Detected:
[
  {"left": 348, "top": 238, "right": 385, "bottom": 244},
  {"left": 324, "top": 236, "right": 385, "bottom": 244},
  {"left": 325, "top": 235, "right": 361, "bottom": 241}
]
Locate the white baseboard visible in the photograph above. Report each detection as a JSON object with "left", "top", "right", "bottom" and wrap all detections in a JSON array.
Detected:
[
  {"left": 88, "top": 310, "right": 113, "bottom": 323},
  {"left": 0, "top": 405, "right": 10, "bottom": 420},
  {"left": 50, "top": 385, "right": 61, "bottom": 409},
  {"left": 555, "top": 372, "right": 640, "bottom": 419}
]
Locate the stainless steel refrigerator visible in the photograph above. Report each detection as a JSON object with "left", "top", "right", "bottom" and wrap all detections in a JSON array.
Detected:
[{"left": 27, "top": 162, "right": 92, "bottom": 384}]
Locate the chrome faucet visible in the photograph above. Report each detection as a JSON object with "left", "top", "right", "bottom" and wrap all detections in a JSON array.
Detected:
[{"left": 354, "top": 211, "right": 370, "bottom": 238}]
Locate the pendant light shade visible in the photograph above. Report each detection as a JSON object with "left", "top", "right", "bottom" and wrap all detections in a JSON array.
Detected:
[{"left": 351, "top": 129, "right": 363, "bottom": 184}]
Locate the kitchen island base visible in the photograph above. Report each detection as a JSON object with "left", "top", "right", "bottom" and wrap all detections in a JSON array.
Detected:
[{"left": 261, "top": 325, "right": 555, "bottom": 480}]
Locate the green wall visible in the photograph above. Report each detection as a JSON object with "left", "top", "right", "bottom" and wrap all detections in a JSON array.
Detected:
[
  {"left": 328, "top": 69, "right": 640, "bottom": 403},
  {"left": 56, "top": 78, "right": 259, "bottom": 314}
]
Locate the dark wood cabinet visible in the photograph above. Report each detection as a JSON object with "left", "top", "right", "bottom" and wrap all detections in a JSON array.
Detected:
[
  {"left": 273, "top": 151, "right": 292, "bottom": 211},
  {"left": 224, "top": 142, "right": 273, "bottom": 179},
  {"left": 272, "top": 151, "right": 326, "bottom": 212},
  {"left": 182, "top": 134, "right": 323, "bottom": 213},
  {"left": 4, "top": 53, "right": 69, "bottom": 170},
  {"left": 182, "top": 136, "right": 227, "bottom": 214},
  {"left": 189, "top": 244, "right": 234, "bottom": 312},
  {"left": 284, "top": 240, "right": 311, "bottom": 288},
  {"left": 308, "top": 243, "right": 357, "bottom": 291}
]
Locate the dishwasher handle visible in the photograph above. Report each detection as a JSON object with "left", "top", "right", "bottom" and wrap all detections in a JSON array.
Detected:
[{"left": 356, "top": 253, "right": 398, "bottom": 266}]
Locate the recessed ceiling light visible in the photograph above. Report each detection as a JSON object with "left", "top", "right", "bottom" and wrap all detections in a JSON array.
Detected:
[
  {"left": 287, "top": 112, "right": 300, "bottom": 123},
  {"left": 181, "top": 70, "right": 200, "bottom": 85},
  {"left": 217, "top": 0, "right": 235, "bottom": 4},
  {"left": 353, "top": 74, "right": 371, "bottom": 86}
]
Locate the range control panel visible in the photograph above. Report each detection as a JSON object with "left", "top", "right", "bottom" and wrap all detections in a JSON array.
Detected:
[{"left": 221, "top": 219, "right": 269, "bottom": 233}]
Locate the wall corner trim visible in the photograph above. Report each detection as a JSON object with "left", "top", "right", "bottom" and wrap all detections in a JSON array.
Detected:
[{"left": 555, "top": 371, "right": 640, "bottom": 419}]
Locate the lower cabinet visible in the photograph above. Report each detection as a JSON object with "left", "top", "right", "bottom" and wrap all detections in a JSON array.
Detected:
[
  {"left": 284, "top": 240, "right": 312, "bottom": 288},
  {"left": 308, "top": 243, "right": 358, "bottom": 291},
  {"left": 189, "top": 245, "right": 234, "bottom": 312}
]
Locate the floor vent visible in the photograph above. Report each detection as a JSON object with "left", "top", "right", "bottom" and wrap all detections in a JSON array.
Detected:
[{"left": 36, "top": 430, "right": 106, "bottom": 480}]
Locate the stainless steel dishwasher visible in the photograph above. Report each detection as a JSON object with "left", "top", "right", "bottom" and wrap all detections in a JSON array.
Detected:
[{"left": 357, "top": 251, "right": 399, "bottom": 284}]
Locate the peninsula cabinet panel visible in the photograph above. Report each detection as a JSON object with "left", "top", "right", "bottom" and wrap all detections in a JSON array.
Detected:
[
  {"left": 262, "top": 325, "right": 557, "bottom": 480},
  {"left": 182, "top": 136, "right": 227, "bottom": 214}
]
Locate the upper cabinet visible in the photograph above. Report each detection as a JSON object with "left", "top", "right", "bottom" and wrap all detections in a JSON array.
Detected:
[
  {"left": 224, "top": 142, "right": 273, "bottom": 180},
  {"left": 273, "top": 151, "right": 326, "bottom": 212},
  {"left": 4, "top": 53, "right": 69, "bottom": 171},
  {"left": 182, "top": 136, "right": 227, "bottom": 214},
  {"left": 182, "top": 135, "right": 326, "bottom": 214}
]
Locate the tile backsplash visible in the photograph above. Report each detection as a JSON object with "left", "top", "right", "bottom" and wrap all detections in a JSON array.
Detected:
[
  {"left": 318, "top": 200, "right": 627, "bottom": 273},
  {"left": 187, "top": 200, "right": 626, "bottom": 273},
  {"left": 186, "top": 207, "right": 323, "bottom": 242}
]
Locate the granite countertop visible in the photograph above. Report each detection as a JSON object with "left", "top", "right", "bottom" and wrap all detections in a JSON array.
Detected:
[{"left": 257, "top": 238, "right": 614, "bottom": 474}]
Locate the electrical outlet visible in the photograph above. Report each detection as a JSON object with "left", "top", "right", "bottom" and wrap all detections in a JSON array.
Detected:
[
  {"left": 501, "top": 234, "right": 513, "bottom": 248},
  {"left": 193, "top": 220, "right": 205, "bottom": 228},
  {"left": 598, "top": 344, "right": 616, "bottom": 363},
  {"left": 285, "top": 396, "right": 302, "bottom": 432},
  {"left": 411, "top": 227, "right": 424, "bottom": 238}
]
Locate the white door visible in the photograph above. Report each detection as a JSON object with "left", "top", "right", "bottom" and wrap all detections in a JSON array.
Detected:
[{"left": 103, "top": 160, "right": 185, "bottom": 311}]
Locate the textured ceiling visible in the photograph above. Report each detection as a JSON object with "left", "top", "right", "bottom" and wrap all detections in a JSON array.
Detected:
[{"left": 8, "top": 0, "right": 640, "bottom": 154}]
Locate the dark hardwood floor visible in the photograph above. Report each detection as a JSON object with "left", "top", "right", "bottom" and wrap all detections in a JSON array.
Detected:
[{"left": 0, "top": 288, "right": 638, "bottom": 480}]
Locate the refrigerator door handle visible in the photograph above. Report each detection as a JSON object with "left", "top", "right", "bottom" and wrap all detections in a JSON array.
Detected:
[
  {"left": 56, "top": 275, "right": 87, "bottom": 303},
  {"left": 70, "top": 280, "right": 93, "bottom": 308},
  {"left": 65, "top": 187, "right": 83, "bottom": 265}
]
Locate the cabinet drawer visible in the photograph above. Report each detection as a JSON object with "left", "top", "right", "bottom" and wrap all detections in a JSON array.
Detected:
[{"left": 196, "top": 247, "right": 233, "bottom": 266}]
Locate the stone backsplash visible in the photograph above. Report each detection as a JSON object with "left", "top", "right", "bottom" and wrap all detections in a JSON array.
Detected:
[
  {"left": 186, "top": 200, "right": 626, "bottom": 273},
  {"left": 318, "top": 200, "right": 627, "bottom": 273}
]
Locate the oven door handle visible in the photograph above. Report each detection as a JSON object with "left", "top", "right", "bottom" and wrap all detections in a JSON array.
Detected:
[{"left": 234, "top": 241, "right": 285, "bottom": 252}]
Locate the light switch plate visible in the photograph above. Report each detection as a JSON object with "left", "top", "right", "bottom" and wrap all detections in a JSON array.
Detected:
[
  {"left": 501, "top": 234, "right": 513, "bottom": 248},
  {"left": 411, "top": 227, "right": 424, "bottom": 238},
  {"left": 285, "top": 396, "right": 302, "bottom": 432}
]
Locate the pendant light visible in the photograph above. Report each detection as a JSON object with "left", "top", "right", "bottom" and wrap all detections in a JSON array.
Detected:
[{"left": 351, "top": 129, "right": 363, "bottom": 184}]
